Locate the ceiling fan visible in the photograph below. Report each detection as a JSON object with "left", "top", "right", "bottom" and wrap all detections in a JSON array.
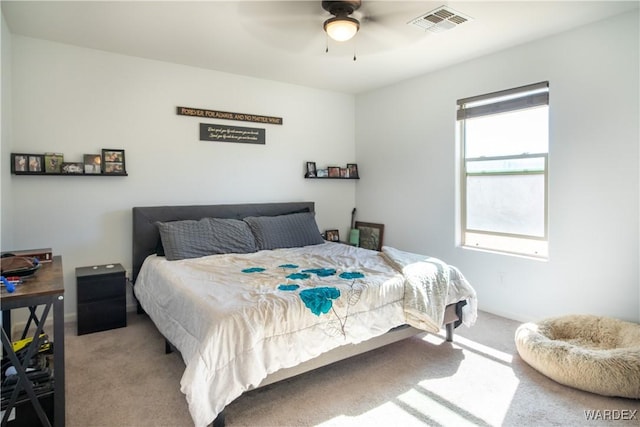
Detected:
[
  {"left": 322, "top": 1, "right": 362, "bottom": 42},
  {"left": 238, "top": 1, "right": 454, "bottom": 57}
]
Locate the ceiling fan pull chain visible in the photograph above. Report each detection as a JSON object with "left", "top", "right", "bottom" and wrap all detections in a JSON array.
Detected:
[
  {"left": 325, "top": 34, "right": 329, "bottom": 53},
  {"left": 353, "top": 38, "right": 357, "bottom": 61}
]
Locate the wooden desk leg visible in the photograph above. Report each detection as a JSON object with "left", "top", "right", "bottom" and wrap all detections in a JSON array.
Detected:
[
  {"left": 2, "top": 310, "right": 10, "bottom": 341},
  {"left": 54, "top": 294, "right": 66, "bottom": 427},
  {"left": 1, "top": 304, "right": 52, "bottom": 427}
]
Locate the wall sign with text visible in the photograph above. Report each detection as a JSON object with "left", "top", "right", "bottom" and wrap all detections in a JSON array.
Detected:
[
  {"left": 200, "top": 123, "right": 265, "bottom": 145},
  {"left": 177, "top": 106, "right": 282, "bottom": 125}
]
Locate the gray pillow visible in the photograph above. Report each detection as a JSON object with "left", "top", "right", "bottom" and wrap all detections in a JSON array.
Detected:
[
  {"left": 243, "top": 212, "right": 324, "bottom": 250},
  {"left": 156, "top": 217, "right": 257, "bottom": 261}
]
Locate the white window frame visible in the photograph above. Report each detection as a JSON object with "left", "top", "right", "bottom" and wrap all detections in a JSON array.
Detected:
[{"left": 457, "top": 82, "right": 549, "bottom": 259}]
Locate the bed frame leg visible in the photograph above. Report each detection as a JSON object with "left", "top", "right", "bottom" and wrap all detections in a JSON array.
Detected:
[
  {"left": 445, "top": 322, "right": 454, "bottom": 342},
  {"left": 212, "top": 410, "right": 225, "bottom": 427}
]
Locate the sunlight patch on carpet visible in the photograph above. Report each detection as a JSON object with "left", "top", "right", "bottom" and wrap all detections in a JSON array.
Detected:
[
  {"left": 397, "top": 388, "right": 481, "bottom": 427},
  {"left": 316, "top": 401, "right": 431, "bottom": 426},
  {"left": 420, "top": 332, "right": 447, "bottom": 345},
  {"left": 418, "top": 334, "right": 520, "bottom": 426},
  {"left": 423, "top": 333, "right": 514, "bottom": 364}
]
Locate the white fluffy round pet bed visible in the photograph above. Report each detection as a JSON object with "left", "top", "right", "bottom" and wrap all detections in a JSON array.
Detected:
[{"left": 515, "top": 314, "right": 640, "bottom": 399}]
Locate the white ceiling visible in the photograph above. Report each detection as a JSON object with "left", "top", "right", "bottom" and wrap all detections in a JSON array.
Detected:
[{"left": 2, "top": 1, "right": 639, "bottom": 94}]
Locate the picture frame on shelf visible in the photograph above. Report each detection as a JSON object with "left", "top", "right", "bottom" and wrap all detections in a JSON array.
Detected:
[
  {"left": 340, "top": 168, "right": 348, "bottom": 178},
  {"left": 28, "top": 155, "right": 44, "bottom": 173},
  {"left": 328, "top": 166, "right": 340, "bottom": 178},
  {"left": 11, "top": 153, "right": 29, "bottom": 173},
  {"left": 84, "top": 154, "right": 102, "bottom": 174},
  {"left": 102, "top": 149, "right": 126, "bottom": 175},
  {"left": 317, "top": 169, "right": 328, "bottom": 178},
  {"left": 44, "top": 153, "right": 64, "bottom": 174},
  {"left": 325, "top": 229, "right": 340, "bottom": 242},
  {"left": 61, "top": 162, "right": 84, "bottom": 174},
  {"left": 305, "top": 161, "right": 317, "bottom": 178},
  {"left": 355, "top": 221, "right": 384, "bottom": 251},
  {"left": 347, "top": 163, "right": 359, "bottom": 178}
]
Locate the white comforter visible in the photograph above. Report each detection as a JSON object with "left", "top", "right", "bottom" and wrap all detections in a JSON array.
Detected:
[
  {"left": 382, "top": 246, "right": 477, "bottom": 332},
  {"left": 134, "top": 242, "right": 476, "bottom": 426}
]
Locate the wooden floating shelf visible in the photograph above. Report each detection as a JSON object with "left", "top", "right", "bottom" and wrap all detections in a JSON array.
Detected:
[
  {"left": 12, "top": 172, "right": 128, "bottom": 176},
  {"left": 304, "top": 176, "right": 359, "bottom": 180}
]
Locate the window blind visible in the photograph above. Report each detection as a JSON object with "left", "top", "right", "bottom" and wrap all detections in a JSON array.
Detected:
[{"left": 457, "top": 81, "right": 549, "bottom": 121}]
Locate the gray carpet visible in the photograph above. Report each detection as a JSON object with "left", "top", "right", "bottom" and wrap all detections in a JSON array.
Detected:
[{"left": 64, "top": 311, "right": 639, "bottom": 426}]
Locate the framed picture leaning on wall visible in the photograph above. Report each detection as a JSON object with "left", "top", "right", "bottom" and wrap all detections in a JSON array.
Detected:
[
  {"left": 44, "top": 153, "right": 64, "bottom": 174},
  {"left": 84, "top": 154, "right": 102, "bottom": 174},
  {"left": 347, "top": 163, "right": 359, "bottom": 178},
  {"left": 102, "top": 149, "right": 126, "bottom": 175},
  {"left": 325, "top": 229, "right": 340, "bottom": 242},
  {"left": 355, "top": 221, "right": 384, "bottom": 251},
  {"left": 306, "top": 161, "right": 317, "bottom": 178},
  {"left": 12, "top": 153, "right": 45, "bottom": 174},
  {"left": 61, "top": 162, "right": 84, "bottom": 174},
  {"left": 28, "top": 155, "right": 44, "bottom": 173},
  {"left": 11, "top": 153, "right": 29, "bottom": 173}
]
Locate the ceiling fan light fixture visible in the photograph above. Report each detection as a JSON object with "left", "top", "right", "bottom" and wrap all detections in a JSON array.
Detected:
[{"left": 324, "top": 16, "right": 359, "bottom": 42}]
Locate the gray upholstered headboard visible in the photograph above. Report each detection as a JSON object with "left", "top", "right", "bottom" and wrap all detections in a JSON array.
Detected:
[{"left": 131, "top": 202, "right": 315, "bottom": 283}]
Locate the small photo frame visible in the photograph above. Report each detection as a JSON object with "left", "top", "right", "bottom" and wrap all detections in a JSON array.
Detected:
[
  {"left": 61, "top": 162, "right": 84, "bottom": 174},
  {"left": 325, "top": 229, "right": 340, "bottom": 242},
  {"left": 102, "top": 149, "right": 126, "bottom": 175},
  {"left": 317, "top": 169, "right": 328, "bottom": 178},
  {"left": 328, "top": 166, "right": 340, "bottom": 178},
  {"left": 355, "top": 221, "right": 384, "bottom": 251},
  {"left": 347, "top": 163, "right": 359, "bottom": 179},
  {"left": 44, "top": 153, "right": 64, "bottom": 174},
  {"left": 305, "top": 161, "right": 317, "bottom": 178},
  {"left": 11, "top": 153, "right": 29, "bottom": 173},
  {"left": 84, "top": 154, "right": 102, "bottom": 174},
  {"left": 28, "top": 155, "right": 44, "bottom": 173}
]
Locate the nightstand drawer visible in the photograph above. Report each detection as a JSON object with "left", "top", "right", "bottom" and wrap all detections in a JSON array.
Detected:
[
  {"left": 77, "top": 298, "right": 126, "bottom": 335},
  {"left": 77, "top": 274, "right": 125, "bottom": 303}
]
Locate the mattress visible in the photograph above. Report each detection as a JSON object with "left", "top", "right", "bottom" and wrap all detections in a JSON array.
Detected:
[{"left": 134, "top": 242, "right": 475, "bottom": 426}]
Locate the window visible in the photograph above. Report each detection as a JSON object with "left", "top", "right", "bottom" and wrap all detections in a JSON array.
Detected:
[{"left": 457, "top": 82, "right": 549, "bottom": 258}]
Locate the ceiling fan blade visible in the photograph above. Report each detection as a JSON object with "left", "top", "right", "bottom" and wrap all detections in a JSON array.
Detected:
[
  {"left": 351, "top": 1, "right": 442, "bottom": 52},
  {"left": 239, "top": 1, "right": 323, "bottom": 20},
  {"left": 237, "top": 1, "right": 325, "bottom": 52}
]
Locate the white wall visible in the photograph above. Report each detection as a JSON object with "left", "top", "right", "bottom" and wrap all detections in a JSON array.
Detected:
[
  {"left": 356, "top": 11, "right": 639, "bottom": 323},
  {"left": 4, "top": 11, "right": 638, "bottom": 325},
  {"left": 4, "top": 36, "right": 357, "bottom": 320},
  {"left": 1, "top": 13, "right": 13, "bottom": 250}
]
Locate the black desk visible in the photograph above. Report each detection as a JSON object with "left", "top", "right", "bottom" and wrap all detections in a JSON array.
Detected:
[{"left": 1, "top": 256, "right": 65, "bottom": 427}]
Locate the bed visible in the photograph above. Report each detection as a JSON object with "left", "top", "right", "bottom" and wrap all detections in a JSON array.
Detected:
[{"left": 131, "top": 202, "right": 477, "bottom": 427}]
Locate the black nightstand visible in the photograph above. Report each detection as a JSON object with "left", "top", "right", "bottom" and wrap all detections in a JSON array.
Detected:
[{"left": 76, "top": 263, "right": 127, "bottom": 335}]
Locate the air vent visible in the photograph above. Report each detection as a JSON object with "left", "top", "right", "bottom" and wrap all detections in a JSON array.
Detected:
[{"left": 408, "top": 5, "right": 472, "bottom": 33}]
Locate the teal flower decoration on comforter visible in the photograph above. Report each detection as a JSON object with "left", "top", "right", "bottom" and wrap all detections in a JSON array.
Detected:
[
  {"left": 339, "top": 272, "right": 364, "bottom": 280},
  {"left": 299, "top": 287, "right": 341, "bottom": 316},
  {"left": 287, "top": 272, "right": 311, "bottom": 280},
  {"left": 279, "top": 264, "right": 299, "bottom": 269},
  {"left": 242, "top": 267, "right": 266, "bottom": 273},
  {"left": 302, "top": 268, "right": 337, "bottom": 277},
  {"left": 241, "top": 264, "right": 365, "bottom": 334}
]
